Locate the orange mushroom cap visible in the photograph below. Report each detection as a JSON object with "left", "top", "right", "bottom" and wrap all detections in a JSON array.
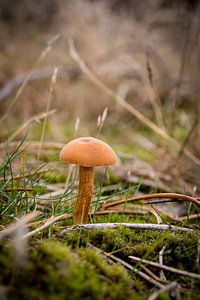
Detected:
[{"left": 60, "top": 137, "right": 117, "bottom": 167}]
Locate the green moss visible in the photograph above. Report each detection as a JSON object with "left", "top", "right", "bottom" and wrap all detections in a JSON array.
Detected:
[
  {"left": 0, "top": 242, "right": 14, "bottom": 284},
  {"left": 0, "top": 240, "right": 134, "bottom": 300},
  {"left": 0, "top": 219, "right": 200, "bottom": 299},
  {"left": 64, "top": 227, "right": 200, "bottom": 287}
]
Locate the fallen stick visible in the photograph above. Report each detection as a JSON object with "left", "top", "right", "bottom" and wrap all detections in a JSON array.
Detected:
[
  {"left": 21, "top": 212, "right": 72, "bottom": 240},
  {"left": 129, "top": 255, "right": 200, "bottom": 280},
  {"left": 60, "top": 223, "right": 193, "bottom": 235}
]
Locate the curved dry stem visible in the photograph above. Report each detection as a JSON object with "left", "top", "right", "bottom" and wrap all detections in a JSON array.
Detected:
[{"left": 103, "top": 192, "right": 200, "bottom": 209}]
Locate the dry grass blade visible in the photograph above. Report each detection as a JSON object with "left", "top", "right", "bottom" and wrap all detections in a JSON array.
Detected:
[
  {"left": 0, "top": 168, "right": 52, "bottom": 181},
  {"left": 68, "top": 37, "right": 200, "bottom": 166},
  {"left": 129, "top": 256, "right": 200, "bottom": 279},
  {"left": 196, "top": 240, "right": 200, "bottom": 266},
  {"left": 178, "top": 213, "right": 200, "bottom": 221},
  {"left": 38, "top": 67, "right": 58, "bottom": 160},
  {"left": 159, "top": 245, "right": 167, "bottom": 281},
  {"left": 5, "top": 187, "right": 33, "bottom": 192}
]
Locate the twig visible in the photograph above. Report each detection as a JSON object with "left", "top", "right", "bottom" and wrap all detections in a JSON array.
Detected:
[
  {"left": 159, "top": 245, "right": 167, "bottom": 281},
  {"left": 60, "top": 223, "right": 192, "bottom": 235},
  {"left": 196, "top": 240, "right": 200, "bottom": 266},
  {"left": 21, "top": 212, "right": 72, "bottom": 240},
  {"left": 140, "top": 264, "right": 168, "bottom": 284},
  {"left": 129, "top": 256, "right": 200, "bottom": 279},
  {"left": 105, "top": 253, "right": 164, "bottom": 288},
  {"left": 0, "top": 168, "right": 52, "bottom": 181},
  {"left": 4, "top": 187, "right": 33, "bottom": 192},
  {"left": 178, "top": 213, "right": 200, "bottom": 221},
  {"left": 147, "top": 281, "right": 178, "bottom": 300},
  {"left": 102, "top": 193, "right": 200, "bottom": 209},
  {"left": 68, "top": 37, "right": 200, "bottom": 166},
  {"left": 88, "top": 243, "right": 163, "bottom": 287}
]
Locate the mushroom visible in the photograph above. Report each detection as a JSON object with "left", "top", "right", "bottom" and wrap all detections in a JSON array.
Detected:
[{"left": 60, "top": 137, "right": 117, "bottom": 224}]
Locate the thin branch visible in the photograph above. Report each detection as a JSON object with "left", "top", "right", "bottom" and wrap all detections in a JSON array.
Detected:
[
  {"left": 140, "top": 264, "right": 169, "bottom": 284},
  {"left": 60, "top": 223, "right": 193, "bottom": 235},
  {"left": 0, "top": 168, "right": 52, "bottom": 181},
  {"left": 196, "top": 240, "right": 200, "bottom": 266},
  {"left": 88, "top": 242, "right": 163, "bottom": 288},
  {"left": 159, "top": 245, "right": 167, "bottom": 281},
  {"left": 102, "top": 193, "right": 200, "bottom": 209},
  {"left": 178, "top": 213, "right": 200, "bottom": 221},
  {"left": 21, "top": 212, "right": 72, "bottom": 240},
  {"left": 129, "top": 256, "right": 200, "bottom": 279},
  {"left": 5, "top": 187, "right": 33, "bottom": 192},
  {"left": 105, "top": 253, "right": 164, "bottom": 288}
]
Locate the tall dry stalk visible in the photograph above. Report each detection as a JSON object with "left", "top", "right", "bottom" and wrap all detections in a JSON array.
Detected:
[{"left": 37, "top": 67, "right": 58, "bottom": 160}]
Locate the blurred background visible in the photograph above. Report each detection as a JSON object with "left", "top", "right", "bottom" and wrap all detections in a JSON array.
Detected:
[{"left": 0, "top": 0, "right": 200, "bottom": 191}]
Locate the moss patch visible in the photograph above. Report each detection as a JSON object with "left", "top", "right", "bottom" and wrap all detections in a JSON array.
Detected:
[
  {"left": 63, "top": 226, "right": 200, "bottom": 299},
  {"left": 0, "top": 240, "right": 134, "bottom": 300}
]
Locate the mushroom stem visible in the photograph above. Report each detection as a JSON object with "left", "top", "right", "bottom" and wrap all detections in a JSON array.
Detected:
[{"left": 73, "top": 166, "right": 94, "bottom": 224}]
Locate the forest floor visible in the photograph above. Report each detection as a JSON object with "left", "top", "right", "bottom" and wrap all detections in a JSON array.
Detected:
[{"left": 0, "top": 1, "right": 200, "bottom": 299}]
